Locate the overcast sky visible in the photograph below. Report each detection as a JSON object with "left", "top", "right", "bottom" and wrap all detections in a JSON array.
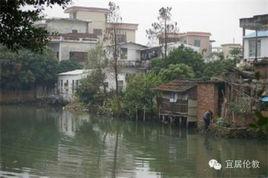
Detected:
[{"left": 43, "top": 0, "right": 268, "bottom": 47}]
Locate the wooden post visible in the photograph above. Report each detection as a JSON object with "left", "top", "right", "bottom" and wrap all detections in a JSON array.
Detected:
[
  {"left": 143, "top": 105, "right": 146, "bottom": 122},
  {"left": 136, "top": 106, "right": 138, "bottom": 121}
]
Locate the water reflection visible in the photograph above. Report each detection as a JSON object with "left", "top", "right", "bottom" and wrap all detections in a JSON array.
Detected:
[{"left": 0, "top": 105, "right": 267, "bottom": 178}]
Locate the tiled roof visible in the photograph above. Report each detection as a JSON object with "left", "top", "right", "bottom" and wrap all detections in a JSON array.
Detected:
[{"left": 153, "top": 80, "right": 197, "bottom": 92}]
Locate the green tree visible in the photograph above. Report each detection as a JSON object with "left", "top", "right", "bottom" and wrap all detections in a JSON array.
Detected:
[
  {"left": 250, "top": 111, "right": 268, "bottom": 135},
  {"left": 146, "top": 7, "right": 179, "bottom": 59},
  {"left": 123, "top": 73, "right": 162, "bottom": 118},
  {"left": 151, "top": 45, "right": 205, "bottom": 78},
  {"left": 87, "top": 43, "right": 108, "bottom": 69},
  {"left": 105, "top": 1, "right": 123, "bottom": 97},
  {"left": 159, "top": 63, "right": 194, "bottom": 82},
  {"left": 76, "top": 69, "right": 106, "bottom": 106},
  {"left": 0, "top": 0, "right": 70, "bottom": 51},
  {"left": 0, "top": 47, "right": 58, "bottom": 90},
  {"left": 58, "top": 60, "right": 82, "bottom": 73},
  {"left": 203, "top": 59, "right": 236, "bottom": 79}
]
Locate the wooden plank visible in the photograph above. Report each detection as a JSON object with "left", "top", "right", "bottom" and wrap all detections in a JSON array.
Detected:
[{"left": 188, "top": 99, "right": 197, "bottom": 121}]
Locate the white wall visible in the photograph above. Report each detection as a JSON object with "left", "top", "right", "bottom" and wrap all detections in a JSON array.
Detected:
[
  {"left": 119, "top": 43, "right": 146, "bottom": 61},
  {"left": 59, "top": 41, "right": 97, "bottom": 61},
  {"left": 58, "top": 74, "right": 86, "bottom": 101},
  {"left": 46, "top": 20, "right": 89, "bottom": 34},
  {"left": 58, "top": 70, "right": 127, "bottom": 101},
  {"left": 261, "top": 38, "right": 268, "bottom": 57},
  {"left": 76, "top": 11, "right": 106, "bottom": 31},
  {"left": 244, "top": 37, "right": 268, "bottom": 60}
]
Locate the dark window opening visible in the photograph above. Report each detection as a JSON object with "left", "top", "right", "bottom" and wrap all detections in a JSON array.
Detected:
[
  {"left": 69, "top": 51, "right": 88, "bottom": 64},
  {"left": 93, "top": 29, "right": 103, "bottom": 36},
  {"left": 72, "top": 29, "right": 78, "bottom": 34}
]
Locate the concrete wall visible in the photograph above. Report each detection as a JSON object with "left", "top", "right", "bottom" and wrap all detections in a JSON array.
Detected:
[
  {"left": 58, "top": 74, "right": 86, "bottom": 101},
  {"left": 125, "top": 30, "right": 136, "bottom": 42},
  {"left": 46, "top": 20, "right": 89, "bottom": 34},
  {"left": 49, "top": 41, "right": 96, "bottom": 61},
  {"left": 197, "top": 83, "right": 219, "bottom": 127},
  {"left": 119, "top": 43, "right": 145, "bottom": 61},
  {"left": 221, "top": 44, "right": 241, "bottom": 59},
  {"left": 76, "top": 11, "right": 106, "bottom": 32},
  {"left": 181, "top": 35, "right": 211, "bottom": 56}
]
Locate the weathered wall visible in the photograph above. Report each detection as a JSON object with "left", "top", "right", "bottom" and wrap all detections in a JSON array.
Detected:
[
  {"left": 47, "top": 20, "right": 89, "bottom": 34},
  {"left": 59, "top": 41, "right": 96, "bottom": 61},
  {"left": 181, "top": 35, "right": 211, "bottom": 57},
  {"left": 125, "top": 30, "right": 136, "bottom": 43},
  {"left": 197, "top": 83, "right": 218, "bottom": 127},
  {"left": 76, "top": 11, "right": 106, "bottom": 31},
  {"left": 0, "top": 88, "right": 54, "bottom": 104}
]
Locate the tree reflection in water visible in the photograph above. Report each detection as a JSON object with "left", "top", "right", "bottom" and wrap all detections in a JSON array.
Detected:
[{"left": 0, "top": 106, "right": 267, "bottom": 178}]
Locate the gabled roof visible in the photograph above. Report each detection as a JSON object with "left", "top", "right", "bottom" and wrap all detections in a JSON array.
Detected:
[{"left": 153, "top": 80, "right": 197, "bottom": 92}]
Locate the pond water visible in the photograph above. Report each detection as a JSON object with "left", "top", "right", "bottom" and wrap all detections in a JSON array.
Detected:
[{"left": 0, "top": 105, "right": 267, "bottom": 178}]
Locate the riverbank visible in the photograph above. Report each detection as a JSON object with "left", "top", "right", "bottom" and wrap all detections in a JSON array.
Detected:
[
  {"left": 199, "top": 125, "right": 268, "bottom": 139},
  {"left": 63, "top": 102, "right": 268, "bottom": 139}
]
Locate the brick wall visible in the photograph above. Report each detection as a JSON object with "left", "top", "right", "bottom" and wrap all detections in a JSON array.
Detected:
[{"left": 197, "top": 83, "right": 218, "bottom": 127}]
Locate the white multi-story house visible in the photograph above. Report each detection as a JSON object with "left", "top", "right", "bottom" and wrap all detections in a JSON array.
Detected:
[
  {"left": 243, "top": 30, "right": 268, "bottom": 61},
  {"left": 36, "top": 6, "right": 138, "bottom": 64}
]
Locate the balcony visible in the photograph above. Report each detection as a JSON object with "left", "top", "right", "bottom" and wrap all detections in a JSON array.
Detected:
[{"left": 117, "top": 60, "right": 151, "bottom": 69}]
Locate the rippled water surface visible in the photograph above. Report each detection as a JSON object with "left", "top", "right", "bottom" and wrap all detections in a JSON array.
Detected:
[{"left": 0, "top": 105, "right": 267, "bottom": 178}]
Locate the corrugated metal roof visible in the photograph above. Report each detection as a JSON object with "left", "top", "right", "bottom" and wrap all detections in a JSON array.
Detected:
[{"left": 58, "top": 69, "right": 91, "bottom": 76}]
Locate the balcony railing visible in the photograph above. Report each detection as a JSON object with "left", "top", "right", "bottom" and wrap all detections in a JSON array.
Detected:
[{"left": 116, "top": 60, "right": 151, "bottom": 69}]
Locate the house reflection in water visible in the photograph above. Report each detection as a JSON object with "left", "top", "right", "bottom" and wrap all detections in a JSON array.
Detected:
[{"left": 58, "top": 110, "right": 90, "bottom": 137}]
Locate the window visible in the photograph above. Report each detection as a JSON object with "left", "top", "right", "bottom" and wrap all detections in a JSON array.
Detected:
[
  {"left": 248, "top": 39, "right": 261, "bottom": 57},
  {"left": 56, "top": 52, "right": 59, "bottom": 60},
  {"left": 104, "top": 82, "right": 109, "bottom": 90},
  {"left": 64, "top": 80, "right": 69, "bottom": 91},
  {"left": 117, "top": 34, "right": 127, "bottom": 43},
  {"left": 121, "top": 48, "right": 128, "bottom": 59},
  {"left": 76, "top": 80, "right": 79, "bottom": 89},
  {"left": 93, "top": 29, "right": 103, "bottom": 36},
  {"left": 60, "top": 80, "right": 63, "bottom": 92},
  {"left": 72, "top": 29, "right": 78, "bottom": 33},
  {"left": 72, "top": 12, "right": 77, "bottom": 19},
  {"left": 72, "top": 80, "right": 75, "bottom": 94},
  {"left": 118, "top": 80, "right": 124, "bottom": 91},
  {"left": 170, "top": 92, "right": 177, "bottom": 103},
  {"left": 69, "top": 51, "right": 88, "bottom": 64},
  {"left": 194, "top": 39, "right": 201, "bottom": 47}
]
